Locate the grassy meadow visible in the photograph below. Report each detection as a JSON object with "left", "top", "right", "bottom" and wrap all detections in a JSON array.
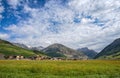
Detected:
[{"left": 0, "top": 60, "right": 120, "bottom": 78}]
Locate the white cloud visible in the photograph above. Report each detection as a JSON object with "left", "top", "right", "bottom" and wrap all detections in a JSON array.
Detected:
[
  {"left": 0, "top": 33, "right": 9, "bottom": 39},
  {"left": 0, "top": 0, "right": 4, "bottom": 19},
  {"left": 7, "top": 0, "right": 21, "bottom": 9},
  {"left": 5, "top": 0, "right": 120, "bottom": 52}
]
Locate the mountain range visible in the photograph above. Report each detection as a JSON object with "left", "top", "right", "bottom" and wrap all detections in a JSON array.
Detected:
[
  {"left": 13, "top": 43, "right": 29, "bottom": 49},
  {"left": 0, "top": 38, "right": 120, "bottom": 60},
  {"left": 13, "top": 43, "right": 44, "bottom": 51},
  {"left": 0, "top": 39, "right": 88, "bottom": 59},
  {"left": 77, "top": 47, "right": 97, "bottom": 59},
  {"left": 42, "top": 43, "right": 88, "bottom": 59}
]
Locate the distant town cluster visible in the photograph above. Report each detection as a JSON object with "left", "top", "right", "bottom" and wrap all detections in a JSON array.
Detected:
[{"left": 0, "top": 54, "right": 88, "bottom": 61}]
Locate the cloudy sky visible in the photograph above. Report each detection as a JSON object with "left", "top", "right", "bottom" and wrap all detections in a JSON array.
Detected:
[{"left": 0, "top": 0, "right": 120, "bottom": 52}]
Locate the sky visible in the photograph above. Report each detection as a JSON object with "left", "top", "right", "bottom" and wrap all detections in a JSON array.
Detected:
[{"left": 0, "top": 0, "right": 120, "bottom": 52}]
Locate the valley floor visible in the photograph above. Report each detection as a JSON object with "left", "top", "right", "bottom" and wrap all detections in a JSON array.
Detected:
[{"left": 0, "top": 60, "right": 120, "bottom": 78}]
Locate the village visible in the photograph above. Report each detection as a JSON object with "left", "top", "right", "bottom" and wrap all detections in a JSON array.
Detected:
[{"left": 0, "top": 53, "right": 88, "bottom": 60}]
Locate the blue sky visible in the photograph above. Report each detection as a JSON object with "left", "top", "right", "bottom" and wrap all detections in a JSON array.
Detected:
[{"left": 0, "top": 0, "right": 120, "bottom": 52}]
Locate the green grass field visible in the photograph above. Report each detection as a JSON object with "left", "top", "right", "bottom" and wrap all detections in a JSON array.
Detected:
[{"left": 0, "top": 60, "right": 120, "bottom": 78}]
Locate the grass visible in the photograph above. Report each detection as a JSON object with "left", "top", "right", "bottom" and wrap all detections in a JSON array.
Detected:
[{"left": 0, "top": 60, "right": 120, "bottom": 78}]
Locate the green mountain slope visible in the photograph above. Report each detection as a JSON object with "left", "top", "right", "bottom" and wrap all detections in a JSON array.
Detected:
[
  {"left": 94, "top": 38, "right": 120, "bottom": 59},
  {"left": 42, "top": 43, "right": 88, "bottom": 59},
  {"left": 0, "top": 39, "right": 42, "bottom": 57}
]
